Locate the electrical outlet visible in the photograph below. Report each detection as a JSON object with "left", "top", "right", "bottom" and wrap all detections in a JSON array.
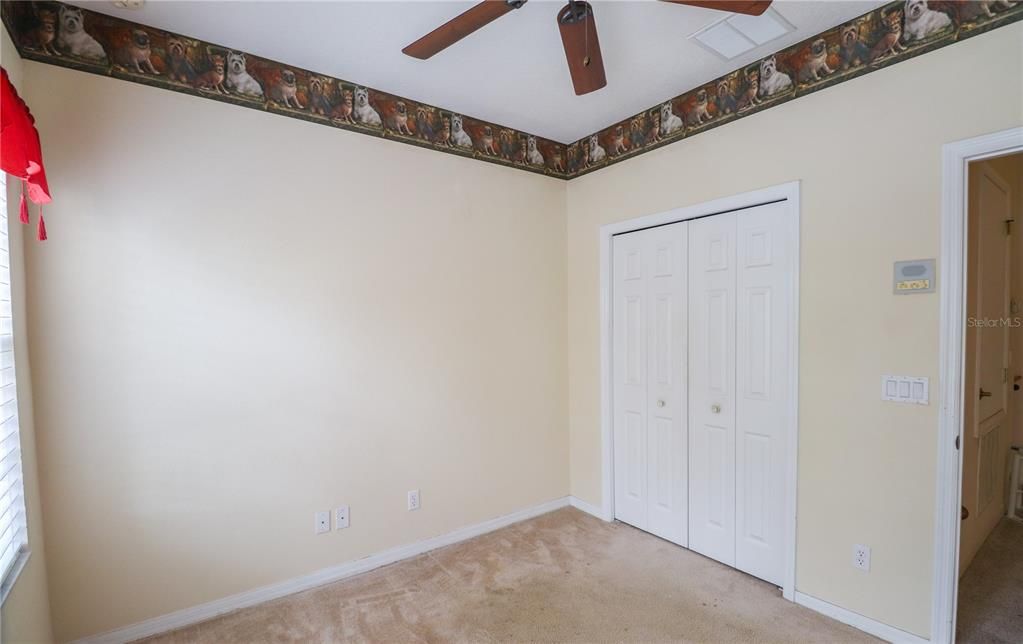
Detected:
[
  {"left": 853, "top": 544, "right": 871, "bottom": 571},
  {"left": 314, "top": 511, "right": 330, "bottom": 534},
  {"left": 407, "top": 489, "right": 420, "bottom": 511},
  {"left": 336, "top": 505, "right": 350, "bottom": 530}
]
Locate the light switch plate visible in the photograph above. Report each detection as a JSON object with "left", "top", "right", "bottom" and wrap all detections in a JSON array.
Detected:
[{"left": 881, "top": 375, "right": 929, "bottom": 405}]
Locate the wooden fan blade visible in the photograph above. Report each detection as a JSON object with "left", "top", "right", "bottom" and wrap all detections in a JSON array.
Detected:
[
  {"left": 659, "top": 1, "right": 772, "bottom": 16},
  {"left": 557, "top": 2, "right": 606, "bottom": 96},
  {"left": 403, "top": 0, "right": 525, "bottom": 59}
]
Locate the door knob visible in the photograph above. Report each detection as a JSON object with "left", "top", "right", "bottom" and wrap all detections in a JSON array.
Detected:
[
  {"left": 979, "top": 388, "right": 992, "bottom": 399},
  {"left": 711, "top": 404, "right": 721, "bottom": 414},
  {"left": 656, "top": 400, "right": 666, "bottom": 408}
]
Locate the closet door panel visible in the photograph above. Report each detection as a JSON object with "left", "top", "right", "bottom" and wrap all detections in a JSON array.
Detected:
[
  {"left": 735, "top": 202, "right": 791, "bottom": 586},
  {"left": 613, "top": 233, "right": 649, "bottom": 529},
  {"left": 688, "top": 213, "right": 737, "bottom": 566}
]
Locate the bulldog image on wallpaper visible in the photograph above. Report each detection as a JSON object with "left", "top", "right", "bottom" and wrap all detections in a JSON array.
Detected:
[
  {"left": 56, "top": 5, "right": 105, "bottom": 61},
  {"left": 758, "top": 55, "right": 792, "bottom": 97},
  {"left": 902, "top": 0, "right": 952, "bottom": 42},
  {"left": 225, "top": 51, "right": 264, "bottom": 99},
  {"left": 112, "top": 28, "right": 160, "bottom": 75},
  {"left": 166, "top": 37, "right": 198, "bottom": 84}
]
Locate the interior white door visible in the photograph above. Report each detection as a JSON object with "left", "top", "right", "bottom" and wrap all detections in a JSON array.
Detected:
[
  {"left": 734, "top": 201, "right": 793, "bottom": 586},
  {"left": 612, "top": 223, "right": 688, "bottom": 545},
  {"left": 687, "top": 213, "right": 738, "bottom": 566},
  {"left": 972, "top": 164, "right": 1011, "bottom": 438}
]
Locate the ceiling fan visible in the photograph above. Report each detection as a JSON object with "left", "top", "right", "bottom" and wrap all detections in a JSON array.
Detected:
[{"left": 402, "top": 1, "right": 773, "bottom": 96}]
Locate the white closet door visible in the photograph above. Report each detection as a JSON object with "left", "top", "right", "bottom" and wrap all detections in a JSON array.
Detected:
[
  {"left": 734, "top": 201, "right": 792, "bottom": 586},
  {"left": 613, "top": 223, "right": 687, "bottom": 545},
  {"left": 687, "top": 213, "right": 737, "bottom": 566}
]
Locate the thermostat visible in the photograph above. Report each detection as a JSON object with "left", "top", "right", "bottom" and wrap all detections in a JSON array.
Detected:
[{"left": 894, "top": 259, "right": 935, "bottom": 294}]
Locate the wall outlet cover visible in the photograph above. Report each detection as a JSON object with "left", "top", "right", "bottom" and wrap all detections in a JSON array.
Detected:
[
  {"left": 408, "top": 489, "right": 420, "bottom": 511},
  {"left": 336, "top": 505, "right": 350, "bottom": 530},
  {"left": 853, "top": 544, "right": 871, "bottom": 571},
  {"left": 315, "top": 511, "right": 330, "bottom": 535}
]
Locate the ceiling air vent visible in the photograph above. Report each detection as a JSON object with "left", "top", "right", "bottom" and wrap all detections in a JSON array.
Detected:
[{"left": 689, "top": 7, "right": 794, "bottom": 60}]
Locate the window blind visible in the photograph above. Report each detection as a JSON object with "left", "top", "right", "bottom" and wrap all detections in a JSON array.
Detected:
[{"left": 0, "top": 173, "right": 28, "bottom": 591}]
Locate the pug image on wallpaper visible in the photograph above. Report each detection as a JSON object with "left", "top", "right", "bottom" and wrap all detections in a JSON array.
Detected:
[
  {"left": 225, "top": 52, "right": 264, "bottom": 99},
  {"left": 113, "top": 29, "right": 160, "bottom": 75},
  {"left": 903, "top": 0, "right": 952, "bottom": 42},
  {"left": 758, "top": 56, "right": 792, "bottom": 98},
  {"left": 685, "top": 89, "right": 713, "bottom": 128},
  {"left": 269, "top": 69, "right": 304, "bottom": 109},
  {"left": 798, "top": 38, "right": 834, "bottom": 83},
  {"left": 56, "top": 5, "right": 106, "bottom": 61}
]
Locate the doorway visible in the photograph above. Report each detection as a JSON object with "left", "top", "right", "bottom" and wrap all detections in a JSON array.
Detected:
[
  {"left": 955, "top": 152, "right": 1021, "bottom": 642},
  {"left": 600, "top": 182, "right": 799, "bottom": 599},
  {"left": 933, "top": 127, "right": 1023, "bottom": 644}
]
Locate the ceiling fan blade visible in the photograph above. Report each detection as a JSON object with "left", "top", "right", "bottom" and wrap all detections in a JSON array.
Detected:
[
  {"left": 403, "top": 0, "right": 526, "bottom": 59},
  {"left": 659, "top": 1, "right": 772, "bottom": 16},
  {"left": 557, "top": 2, "right": 606, "bottom": 96}
]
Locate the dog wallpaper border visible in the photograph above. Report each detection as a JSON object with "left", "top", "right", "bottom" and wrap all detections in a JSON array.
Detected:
[
  {"left": 567, "top": 0, "right": 1023, "bottom": 178},
  {"left": 3, "top": 1, "right": 1022, "bottom": 182},
  {"left": 0, "top": 1, "right": 571, "bottom": 179}
]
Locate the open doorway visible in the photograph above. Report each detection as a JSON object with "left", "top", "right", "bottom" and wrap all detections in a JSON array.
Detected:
[{"left": 955, "top": 151, "right": 1022, "bottom": 643}]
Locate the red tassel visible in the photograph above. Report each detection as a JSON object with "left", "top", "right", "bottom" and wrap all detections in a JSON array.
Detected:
[
  {"left": 37, "top": 206, "right": 47, "bottom": 241},
  {"left": 18, "top": 183, "right": 29, "bottom": 225}
]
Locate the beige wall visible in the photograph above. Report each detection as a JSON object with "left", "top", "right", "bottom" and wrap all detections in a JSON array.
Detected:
[
  {"left": 958, "top": 155, "right": 1021, "bottom": 575},
  {"left": 22, "top": 62, "right": 569, "bottom": 641},
  {"left": 0, "top": 28, "right": 56, "bottom": 644},
  {"left": 566, "top": 24, "right": 1023, "bottom": 639}
]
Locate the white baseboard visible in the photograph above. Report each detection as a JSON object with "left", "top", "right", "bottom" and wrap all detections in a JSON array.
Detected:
[
  {"left": 75, "top": 496, "right": 571, "bottom": 644},
  {"left": 794, "top": 591, "right": 931, "bottom": 644},
  {"left": 569, "top": 495, "right": 610, "bottom": 521}
]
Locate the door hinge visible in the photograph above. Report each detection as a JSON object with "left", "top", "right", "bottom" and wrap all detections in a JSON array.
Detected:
[
  {"left": 955, "top": 434, "right": 960, "bottom": 450},
  {"left": 1007, "top": 219, "right": 1015, "bottom": 235}
]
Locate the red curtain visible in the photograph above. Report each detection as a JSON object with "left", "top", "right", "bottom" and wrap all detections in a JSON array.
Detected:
[{"left": 1, "top": 66, "right": 50, "bottom": 240}]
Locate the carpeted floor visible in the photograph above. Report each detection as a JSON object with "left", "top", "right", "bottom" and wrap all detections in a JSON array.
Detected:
[
  {"left": 957, "top": 518, "right": 1023, "bottom": 644},
  {"left": 141, "top": 507, "right": 876, "bottom": 643}
]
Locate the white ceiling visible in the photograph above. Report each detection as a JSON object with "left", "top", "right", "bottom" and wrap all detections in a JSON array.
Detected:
[{"left": 76, "top": 0, "right": 887, "bottom": 142}]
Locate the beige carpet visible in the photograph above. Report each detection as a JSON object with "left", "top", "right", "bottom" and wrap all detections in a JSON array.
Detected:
[
  {"left": 141, "top": 508, "right": 875, "bottom": 643},
  {"left": 957, "top": 518, "right": 1023, "bottom": 643}
]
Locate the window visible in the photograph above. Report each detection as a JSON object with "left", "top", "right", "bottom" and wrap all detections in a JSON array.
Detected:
[{"left": 0, "top": 173, "right": 28, "bottom": 602}]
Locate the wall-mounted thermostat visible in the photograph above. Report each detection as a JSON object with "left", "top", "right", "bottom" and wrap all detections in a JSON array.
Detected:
[{"left": 894, "top": 259, "right": 936, "bottom": 294}]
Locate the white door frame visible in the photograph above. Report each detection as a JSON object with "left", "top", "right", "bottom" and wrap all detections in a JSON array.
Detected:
[
  {"left": 932, "top": 126, "right": 1023, "bottom": 644},
  {"left": 599, "top": 181, "right": 800, "bottom": 601}
]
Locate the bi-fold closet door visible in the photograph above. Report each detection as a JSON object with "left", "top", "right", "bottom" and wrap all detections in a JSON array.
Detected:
[{"left": 612, "top": 201, "right": 792, "bottom": 587}]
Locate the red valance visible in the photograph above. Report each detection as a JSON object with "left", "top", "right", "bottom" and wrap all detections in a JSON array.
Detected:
[{"left": 1, "top": 66, "right": 49, "bottom": 240}]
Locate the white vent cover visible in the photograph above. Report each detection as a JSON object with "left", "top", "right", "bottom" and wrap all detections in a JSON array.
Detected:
[{"left": 689, "top": 8, "right": 795, "bottom": 60}]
